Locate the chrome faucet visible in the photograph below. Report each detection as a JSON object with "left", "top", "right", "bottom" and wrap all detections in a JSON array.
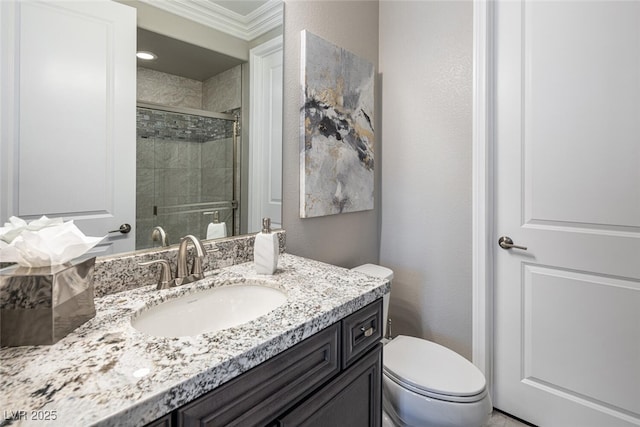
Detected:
[
  {"left": 176, "top": 234, "right": 207, "bottom": 285},
  {"left": 139, "top": 234, "right": 210, "bottom": 290}
]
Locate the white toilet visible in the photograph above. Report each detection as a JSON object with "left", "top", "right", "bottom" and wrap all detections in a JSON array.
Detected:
[{"left": 352, "top": 264, "right": 492, "bottom": 427}]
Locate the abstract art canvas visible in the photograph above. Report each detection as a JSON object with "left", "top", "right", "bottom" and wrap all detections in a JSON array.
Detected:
[{"left": 300, "top": 30, "right": 375, "bottom": 218}]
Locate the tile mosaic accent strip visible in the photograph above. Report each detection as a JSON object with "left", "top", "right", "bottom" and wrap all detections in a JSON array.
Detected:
[{"left": 136, "top": 107, "right": 234, "bottom": 143}]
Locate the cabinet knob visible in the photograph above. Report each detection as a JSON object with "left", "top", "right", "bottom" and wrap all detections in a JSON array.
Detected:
[{"left": 360, "top": 326, "right": 374, "bottom": 337}]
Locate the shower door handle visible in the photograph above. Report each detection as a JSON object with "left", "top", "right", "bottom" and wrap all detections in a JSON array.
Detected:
[{"left": 498, "top": 236, "right": 527, "bottom": 251}]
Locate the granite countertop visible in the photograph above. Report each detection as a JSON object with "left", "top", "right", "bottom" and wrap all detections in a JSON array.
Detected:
[{"left": 0, "top": 254, "right": 389, "bottom": 427}]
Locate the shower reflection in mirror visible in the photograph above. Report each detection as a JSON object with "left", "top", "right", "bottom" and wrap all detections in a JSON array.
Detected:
[{"left": 135, "top": 104, "right": 239, "bottom": 250}]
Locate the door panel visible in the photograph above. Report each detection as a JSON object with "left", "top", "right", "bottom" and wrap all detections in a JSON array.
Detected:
[
  {"left": 19, "top": 2, "right": 109, "bottom": 216},
  {"left": 1, "top": 1, "right": 136, "bottom": 255},
  {"left": 523, "top": 1, "right": 640, "bottom": 229},
  {"left": 494, "top": 1, "right": 640, "bottom": 426},
  {"left": 249, "top": 37, "right": 283, "bottom": 233},
  {"left": 523, "top": 265, "right": 640, "bottom": 414}
]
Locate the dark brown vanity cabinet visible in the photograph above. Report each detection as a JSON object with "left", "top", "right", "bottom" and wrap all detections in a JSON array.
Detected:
[
  {"left": 277, "top": 347, "right": 381, "bottom": 427},
  {"left": 147, "top": 298, "right": 383, "bottom": 427}
]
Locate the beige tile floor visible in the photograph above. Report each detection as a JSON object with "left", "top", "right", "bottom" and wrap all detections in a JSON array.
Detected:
[{"left": 485, "top": 410, "right": 533, "bottom": 427}]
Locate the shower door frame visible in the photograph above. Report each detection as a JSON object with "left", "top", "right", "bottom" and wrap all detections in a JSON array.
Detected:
[{"left": 136, "top": 101, "right": 239, "bottom": 244}]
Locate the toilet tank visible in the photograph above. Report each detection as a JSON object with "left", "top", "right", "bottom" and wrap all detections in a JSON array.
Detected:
[{"left": 351, "top": 264, "right": 394, "bottom": 337}]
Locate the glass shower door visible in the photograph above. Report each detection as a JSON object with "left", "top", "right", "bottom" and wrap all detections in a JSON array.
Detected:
[{"left": 135, "top": 105, "right": 237, "bottom": 250}]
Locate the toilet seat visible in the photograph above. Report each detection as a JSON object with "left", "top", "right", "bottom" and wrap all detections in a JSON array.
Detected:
[{"left": 384, "top": 335, "right": 488, "bottom": 404}]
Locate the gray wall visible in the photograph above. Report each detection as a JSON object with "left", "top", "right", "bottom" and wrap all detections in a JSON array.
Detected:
[
  {"left": 282, "top": 1, "right": 380, "bottom": 268},
  {"left": 379, "top": 1, "right": 474, "bottom": 359}
]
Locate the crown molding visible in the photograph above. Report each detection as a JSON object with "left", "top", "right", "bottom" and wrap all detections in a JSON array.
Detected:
[{"left": 137, "top": 0, "right": 283, "bottom": 41}]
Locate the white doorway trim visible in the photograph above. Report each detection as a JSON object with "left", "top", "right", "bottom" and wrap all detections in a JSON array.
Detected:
[
  {"left": 248, "top": 35, "right": 283, "bottom": 233},
  {"left": 471, "top": 0, "right": 493, "bottom": 394}
]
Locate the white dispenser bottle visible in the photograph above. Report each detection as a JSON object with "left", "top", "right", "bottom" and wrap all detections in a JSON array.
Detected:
[{"left": 254, "top": 218, "right": 278, "bottom": 274}]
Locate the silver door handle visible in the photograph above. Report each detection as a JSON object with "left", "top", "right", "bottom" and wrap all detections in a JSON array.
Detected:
[
  {"left": 108, "top": 223, "right": 132, "bottom": 234},
  {"left": 498, "top": 236, "right": 527, "bottom": 251}
]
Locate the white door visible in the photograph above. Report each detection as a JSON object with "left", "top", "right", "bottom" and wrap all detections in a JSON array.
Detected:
[
  {"left": 0, "top": 1, "right": 136, "bottom": 255},
  {"left": 493, "top": 1, "right": 640, "bottom": 426},
  {"left": 248, "top": 36, "right": 283, "bottom": 233}
]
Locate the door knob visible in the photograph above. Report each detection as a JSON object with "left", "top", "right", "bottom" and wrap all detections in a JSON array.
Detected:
[
  {"left": 498, "top": 236, "right": 527, "bottom": 251},
  {"left": 108, "top": 223, "right": 132, "bottom": 234}
]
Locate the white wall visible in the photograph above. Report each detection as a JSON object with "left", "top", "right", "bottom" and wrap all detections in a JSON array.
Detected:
[{"left": 379, "top": 1, "right": 474, "bottom": 359}]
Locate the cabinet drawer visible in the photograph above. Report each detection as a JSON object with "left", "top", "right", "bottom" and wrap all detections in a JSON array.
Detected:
[
  {"left": 176, "top": 323, "right": 340, "bottom": 427},
  {"left": 341, "top": 299, "right": 383, "bottom": 368}
]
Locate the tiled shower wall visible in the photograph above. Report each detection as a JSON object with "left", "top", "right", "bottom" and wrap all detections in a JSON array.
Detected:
[
  {"left": 137, "top": 66, "right": 242, "bottom": 112},
  {"left": 203, "top": 66, "right": 242, "bottom": 113},
  {"left": 135, "top": 66, "right": 242, "bottom": 250},
  {"left": 137, "top": 67, "right": 202, "bottom": 109},
  {"left": 135, "top": 110, "right": 234, "bottom": 250}
]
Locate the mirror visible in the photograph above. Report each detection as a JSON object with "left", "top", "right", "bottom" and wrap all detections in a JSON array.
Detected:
[
  {"left": 0, "top": 0, "right": 283, "bottom": 258},
  {"left": 134, "top": 28, "right": 245, "bottom": 251},
  {"left": 132, "top": 1, "right": 283, "bottom": 251}
]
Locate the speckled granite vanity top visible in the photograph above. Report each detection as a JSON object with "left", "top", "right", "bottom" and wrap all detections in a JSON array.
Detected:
[{"left": 0, "top": 254, "right": 389, "bottom": 426}]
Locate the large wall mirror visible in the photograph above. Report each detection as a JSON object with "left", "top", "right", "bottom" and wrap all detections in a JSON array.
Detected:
[{"left": 0, "top": 0, "right": 283, "bottom": 258}]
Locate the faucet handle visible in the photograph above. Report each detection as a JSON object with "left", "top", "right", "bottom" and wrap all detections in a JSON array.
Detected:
[
  {"left": 191, "top": 258, "right": 204, "bottom": 277},
  {"left": 139, "top": 259, "right": 174, "bottom": 290}
]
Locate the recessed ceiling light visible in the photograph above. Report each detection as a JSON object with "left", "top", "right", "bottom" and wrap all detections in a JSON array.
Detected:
[{"left": 136, "top": 51, "right": 157, "bottom": 61}]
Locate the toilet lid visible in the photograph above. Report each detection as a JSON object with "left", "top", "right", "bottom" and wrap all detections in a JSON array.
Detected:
[{"left": 384, "top": 336, "right": 486, "bottom": 400}]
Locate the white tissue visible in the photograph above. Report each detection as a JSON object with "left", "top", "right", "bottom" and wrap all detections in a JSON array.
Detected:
[
  {"left": 0, "top": 215, "right": 63, "bottom": 243},
  {"left": 0, "top": 216, "right": 104, "bottom": 267}
]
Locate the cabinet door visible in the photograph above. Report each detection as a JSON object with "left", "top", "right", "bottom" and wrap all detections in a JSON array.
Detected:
[
  {"left": 176, "top": 324, "right": 340, "bottom": 427},
  {"left": 278, "top": 344, "right": 382, "bottom": 427},
  {"left": 0, "top": 1, "right": 136, "bottom": 255},
  {"left": 146, "top": 413, "right": 172, "bottom": 427}
]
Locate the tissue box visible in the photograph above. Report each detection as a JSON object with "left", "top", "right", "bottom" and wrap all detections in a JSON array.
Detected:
[{"left": 0, "top": 257, "right": 96, "bottom": 347}]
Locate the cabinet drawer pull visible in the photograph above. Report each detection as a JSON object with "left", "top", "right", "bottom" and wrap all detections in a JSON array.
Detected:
[
  {"left": 342, "top": 299, "right": 383, "bottom": 368},
  {"left": 360, "top": 326, "right": 374, "bottom": 337}
]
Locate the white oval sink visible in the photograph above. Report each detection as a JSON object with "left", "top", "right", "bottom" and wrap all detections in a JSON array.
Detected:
[{"left": 131, "top": 282, "right": 287, "bottom": 337}]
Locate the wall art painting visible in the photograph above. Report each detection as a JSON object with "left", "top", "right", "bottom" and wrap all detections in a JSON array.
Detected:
[{"left": 300, "top": 30, "right": 375, "bottom": 218}]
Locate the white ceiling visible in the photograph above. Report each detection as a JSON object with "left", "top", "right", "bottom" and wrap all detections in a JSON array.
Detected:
[
  {"left": 212, "top": 1, "right": 270, "bottom": 16},
  {"left": 136, "top": 0, "right": 281, "bottom": 81},
  {"left": 140, "top": 0, "right": 282, "bottom": 41},
  {"left": 137, "top": 28, "right": 245, "bottom": 81}
]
